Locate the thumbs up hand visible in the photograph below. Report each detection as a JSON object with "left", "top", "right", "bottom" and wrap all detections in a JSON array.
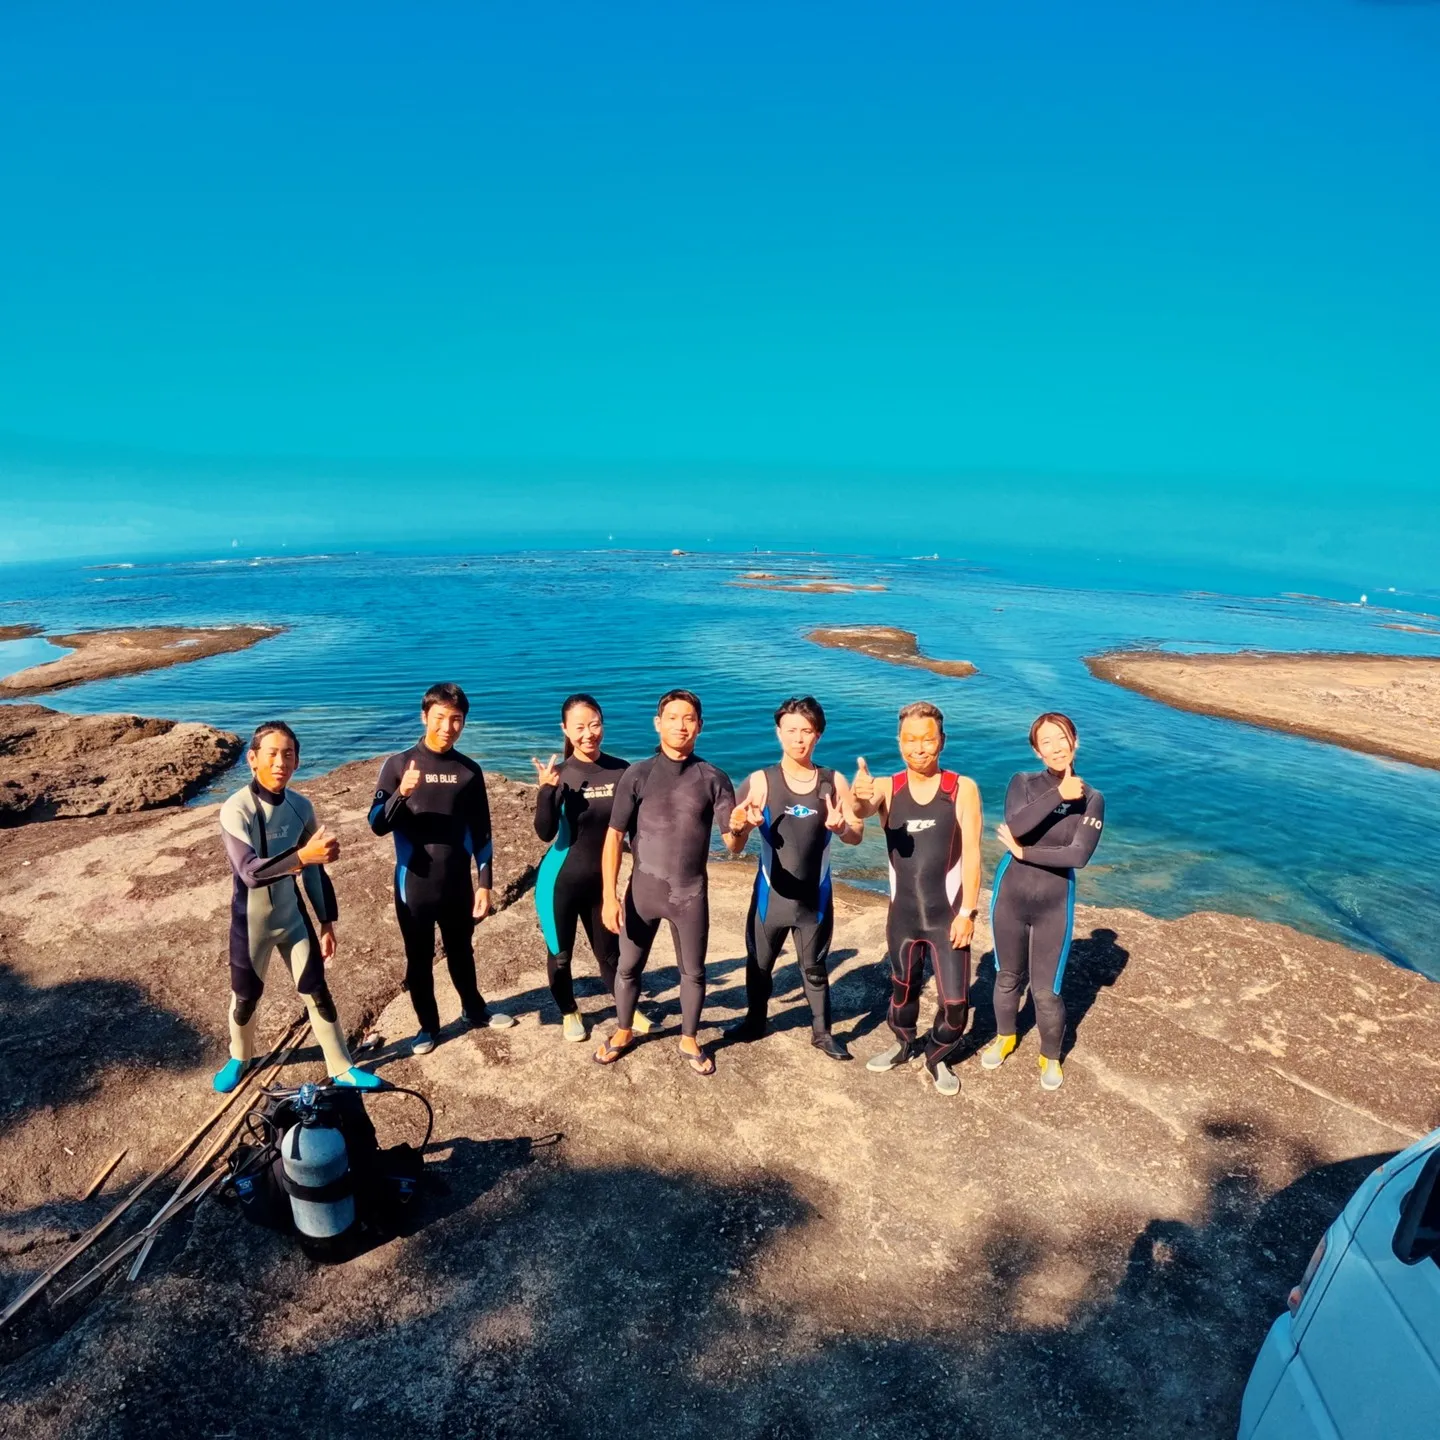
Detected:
[
  {"left": 851, "top": 757, "right": 875, "bottom": 805},
  {"left": 1057, "top": 767, "right": 1085, "bottom": 803},
  {"left": 398, "top": 760, "right": 423, "bottom": 798}
]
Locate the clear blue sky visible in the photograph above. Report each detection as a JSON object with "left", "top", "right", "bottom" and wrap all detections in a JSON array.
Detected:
[{"left": 2, "top": 1, "right": 1437, "bottom": 582}]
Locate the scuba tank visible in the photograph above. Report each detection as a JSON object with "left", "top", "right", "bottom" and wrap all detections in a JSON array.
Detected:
[{"left": 279, "top": 1083, "right": 355, "bottom": 1242}]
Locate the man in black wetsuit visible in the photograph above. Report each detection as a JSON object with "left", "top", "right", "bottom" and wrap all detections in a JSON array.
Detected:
[
  {"left": 850, "top": 701, "right": 983, "bottom": 1096},
  {"left": 595, "top": 688, "right": 738, "bottom": 1076},
  {"left": 726, "top": 695, "right": 863, "bottom": 1060},
  {"left": 369, "top": 682, "right": 515, "bottom": 1053}
]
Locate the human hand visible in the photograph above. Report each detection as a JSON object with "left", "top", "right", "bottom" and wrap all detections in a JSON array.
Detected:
[
  {"left": 602, "top": 893, "right": 622, "bottom": 935},
  {"left": 824, "top": 791, "right": 848, "bottom": 833},
  {"left": 950, "top": 913, "right": 975, "bottom": 950},
  {"left": 319, "top": 922, "right": 337, "bottom": 961},
  {"left": 532, "top": 754, "right": 561, "bottom": 788},
  {"left": 730, "top": 796, "right": 764, "bottom": 833},
  {"left": 298, "top": 826, "right": 340, "bottom": 866},
  {"left": 398, "top": 761, "right": 422, "bottom": 798},
  {"left": 472, "top": 888, "right": 492, "bottom": 922},
  {"left": 1058, "top": 768, "right": 1084, "bottom": 803},
  {"left": 852, "top": 758, "right": 875, "bottom": 805},
  {"left": 996, "top": 823, "right": 1022, "bottom": 859}
]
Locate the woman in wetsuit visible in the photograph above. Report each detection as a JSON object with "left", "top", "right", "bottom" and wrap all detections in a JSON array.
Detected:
[
  {"left": 984, "top": 711, "right": 1105, "bottom": 1091},
  {"left": 532, "top": 694, "right": 645, "bottom": 1043}
]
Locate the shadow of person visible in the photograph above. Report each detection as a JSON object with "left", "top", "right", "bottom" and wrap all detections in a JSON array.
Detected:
[{"left": 1060, "top": 926, "right": 1129, "bottom": 1060}]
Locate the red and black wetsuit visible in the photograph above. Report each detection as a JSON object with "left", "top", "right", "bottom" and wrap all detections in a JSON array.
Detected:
[{"left": 882, "top": 769, "right": 970, "bottom": 1069}]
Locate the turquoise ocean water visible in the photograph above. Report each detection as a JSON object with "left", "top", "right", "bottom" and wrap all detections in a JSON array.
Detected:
[{"left": 3, "top": 550, "right": 1439, "bottom": 979}]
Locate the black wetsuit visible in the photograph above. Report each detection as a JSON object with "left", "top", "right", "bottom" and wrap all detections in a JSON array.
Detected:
[
  {"left": 369, "top": 742, "right": 495, "bottom": 1034},
  {"left": 883, "top": 769, "right": 970, "bottom": 1069},
  {"left": 990, "top": 770, "right": 1105, "bottom": 1059},
  {"left": 608, "top": 751, "right": 736, "bottom": 1037},
  {"left": 742, "top": 764, "right": 837, "bottom": 1035},
  {"left": 533, "top": 752, "right": 628, "bottom": 1014}
]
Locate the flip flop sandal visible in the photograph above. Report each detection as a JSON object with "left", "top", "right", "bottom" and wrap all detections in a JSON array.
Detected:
[
  {"left": 681, "top": 1047, "right": 716, "bottom": 1078},
  {"left": 593, "top": 1035, "right": 634, "bottom": 1065}
]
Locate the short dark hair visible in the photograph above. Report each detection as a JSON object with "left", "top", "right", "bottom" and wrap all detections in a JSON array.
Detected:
[
  {"left": 774, "top": 695, "right": 826, "bottom": 733},
  {"left": 656, "top": 688, "right": 703, "bottom": 722},
  {"left": 1029, "top": 711, "right": 1078, "bottom": 749},
  {"left": 248, "top": 720, "right": 300, "bottom": 759},
  {"left": 897, "top": 700, "right": 944, "bottom": 734},
  {"left": 422, "top": 682, "right": 470, "bottom": 717}
]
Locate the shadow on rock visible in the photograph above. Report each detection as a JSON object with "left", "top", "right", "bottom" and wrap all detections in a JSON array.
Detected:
[
  {"left": 0, "top": 962, "right": 206, "bottom": 1136},
  {"left": 0, "top": 1114, "right": 1393, "bottom": 1440}
]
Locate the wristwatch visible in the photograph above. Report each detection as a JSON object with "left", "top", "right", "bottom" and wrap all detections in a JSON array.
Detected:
[{"left": 961, "top": 908, "right": 979, "bottom": 921}]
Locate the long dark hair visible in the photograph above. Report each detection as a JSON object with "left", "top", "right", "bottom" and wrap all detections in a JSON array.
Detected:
[{"left": 560, "top": 693, "right": 603, "bottom": 759}]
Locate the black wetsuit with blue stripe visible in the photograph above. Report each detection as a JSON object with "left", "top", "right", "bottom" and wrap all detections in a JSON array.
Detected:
[
  {"left": 369, "top": 742, "right": 494, "bottom": 1034},
  {"left": 533, "top": 752, "right": 628, "bottom": 1015},
  {"left": 742, "top": 764, "right": 837, "bottom": 1035},
  {"left": 989, "top": 770, "right": 1105, "bottom": 1060}
]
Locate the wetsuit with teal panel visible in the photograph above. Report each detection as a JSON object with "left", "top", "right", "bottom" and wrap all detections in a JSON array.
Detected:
[
  {"left": 533, "top": 752, "right": 628, "bottom": 1014},
  {"left": 989, "top": 770, "right": 1105, "bottom": 1059}
]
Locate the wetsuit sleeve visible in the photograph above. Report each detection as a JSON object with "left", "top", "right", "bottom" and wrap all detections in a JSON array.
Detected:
[
  {"left": 1005, "top": 773, "right": 1063, "bottom": 839},
  {"left": 1021, "top": 791, "right": 1106, "bottom": 870},
  {"left": 534, "top": 778, "right": 561, "bottom": 842},
  {"left": 367, "top": 754, "right": 409, "bottom": 836},
  {"left": 711, "top": 767, "right": 737, "bottom": 835},
  {"left": 467, "top": 767, "right": 495, "bottom": 890},
  {"left": 219, "top": 797, "right": 303, "bottom": 887},
  {"left": 609, "top": 766, "right": 640, "bottom": 836}
]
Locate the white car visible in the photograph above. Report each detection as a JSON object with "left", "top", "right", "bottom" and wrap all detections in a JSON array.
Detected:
[{"left": 1239, "top": 1125, "right": 1440, "bottom": 1438}]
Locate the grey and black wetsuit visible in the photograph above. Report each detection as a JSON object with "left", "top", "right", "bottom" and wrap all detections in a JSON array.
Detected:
[
  {"left": 220, "top": 780, "right": 354, "bottom": 1077},
  {"left": 742, "top": 764, "right": 837, "bottom": 1036},
  {"left": 883, "top": 769, "right": 970, "bottom": 1070},
  {"left": 990, "top": 770, "right": 1105, "bottom": 1059},
  {"left": 369, "top": 742, "right": 495, "bottom": 1034},
  {"left": 534, "top": 752, "right": 629, "bottom": 1015},
  {"left": 608, "top": 752, "right": 736, "bottom": 1037}
]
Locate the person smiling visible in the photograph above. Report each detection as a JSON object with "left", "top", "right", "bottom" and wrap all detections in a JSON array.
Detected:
[
  {"left": 215, "top": 721, "right": 379, "bottom": 1094},
  {"left": 725, "top": 695, "right": 863, "bottom": 1061},
  {"left": 984, "top": 711, "right": 1105, "bottom": 1091},
  {"left": 369, "top": 683, "right": 515, "bottom": 1055},
  {"left": 531, "top": 692, "right": 651, "bottom": 1043},
  {"left": 594, "top": 689, "right": 738, "bottom": 1077},
  {"left": 849, "top": 701, "right": 983, "bottom": 1097}
]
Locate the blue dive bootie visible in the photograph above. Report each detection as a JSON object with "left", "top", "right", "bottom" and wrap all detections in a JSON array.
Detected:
[
  {"left": 212, "top": 1058, "right": 250, "bottom": 1094},
  {"left": 332, "top": 1066, "right": 384, "bottom": 1091}
]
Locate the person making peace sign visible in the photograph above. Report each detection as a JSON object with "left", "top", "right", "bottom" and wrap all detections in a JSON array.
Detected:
[{"left": 725, "top": 696, "right": 863, "bottom": 1060}]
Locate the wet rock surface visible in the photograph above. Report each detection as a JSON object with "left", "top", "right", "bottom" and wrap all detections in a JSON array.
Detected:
[
  {"left": 0, "top": 706, "right": 242, "bottom": 825},
  {"left": 0, "top": 753, "right": 1437, "bottom": 1438},
  {"left": 0, "top": 625, "right": 281, "bottom": 697}
]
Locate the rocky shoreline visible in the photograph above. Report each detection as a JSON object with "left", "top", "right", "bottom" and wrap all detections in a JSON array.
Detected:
[
  {"left": 1086, "top": 648, "right": 1440, "bottom": 770},
  {"left": 0, "top": 705, "right": 241, "bottom": 826},
  {"left": 807, "top": 624, "right": 977, "bottom": 677},
  {"left": 1, "top": 707, "right": 1437, "bottom": 1437},
  {"left": 0, "top": 624, "right": 282, "bottom": 697}
]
